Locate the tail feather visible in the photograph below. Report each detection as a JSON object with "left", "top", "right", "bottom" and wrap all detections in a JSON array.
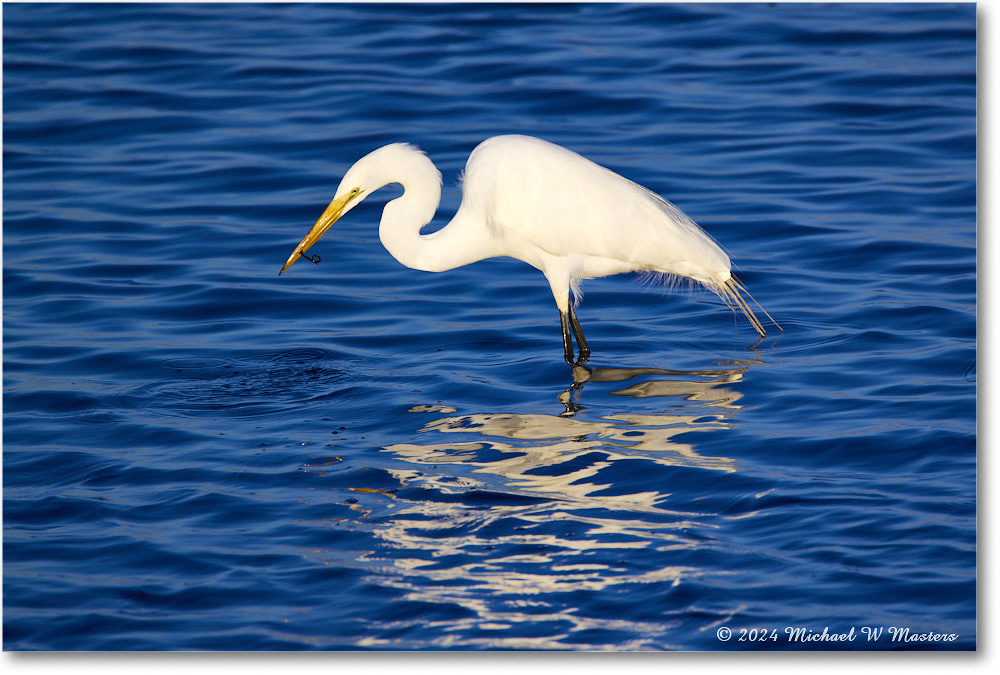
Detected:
[{"left": 717, "top": 276, "right": 781, "bottom": 338}]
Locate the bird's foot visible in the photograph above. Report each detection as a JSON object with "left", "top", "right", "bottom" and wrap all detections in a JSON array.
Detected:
[{"left": 563, "top": 352, "right": 589, "bottom": 367}]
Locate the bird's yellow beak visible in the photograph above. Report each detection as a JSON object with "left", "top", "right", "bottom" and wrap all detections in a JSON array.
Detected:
[{"left": 279, "top": 190, "right": 363, "bottom": 275}]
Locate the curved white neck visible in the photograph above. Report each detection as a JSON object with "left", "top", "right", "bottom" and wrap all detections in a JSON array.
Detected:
[{"left": 377, "top": 162, "right": 495, "bottom": 274}]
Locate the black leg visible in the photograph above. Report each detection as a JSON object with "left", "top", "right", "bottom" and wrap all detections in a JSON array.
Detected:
[
  {"left": 560, "top": 305, "right": 591, "bottom": 365},
  {"left": 560, "top": 310, "right": 575, "bottom": 364},
  {"left": 568, "top": 305, "right": 590, "bottom": 363}
]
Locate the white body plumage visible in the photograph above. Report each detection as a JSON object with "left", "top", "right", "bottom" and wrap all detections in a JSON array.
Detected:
[{"left": 280, "top": 135, "right": 775, "bottom": 363}]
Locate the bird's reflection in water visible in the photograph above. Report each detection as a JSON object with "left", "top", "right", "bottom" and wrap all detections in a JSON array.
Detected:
[
  {"left": 346, "top": 359, "right": 758, "bottom": 648},
  {"left": 560, "top": 360, "right": 750, "bottom": 415},
  {"left": 385, "top": 359, "right": 754, "bottom": 504}
]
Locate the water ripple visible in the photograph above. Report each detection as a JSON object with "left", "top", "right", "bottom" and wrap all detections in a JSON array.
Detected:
[{"left": 3, "top": 2, "right": 975, "bottom": 651}]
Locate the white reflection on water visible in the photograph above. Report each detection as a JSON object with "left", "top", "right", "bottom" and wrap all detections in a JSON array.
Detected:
[
  {"left": 385, "top": 361, "right": 753, "bottom": 504},
  {"left": 348, "top": 361, "right": 756, "bottom": 648}
]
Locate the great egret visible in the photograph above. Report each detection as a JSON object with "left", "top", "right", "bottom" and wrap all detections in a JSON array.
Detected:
[{"left": 280, "top": 135, "right": 777, "bottom": 364}]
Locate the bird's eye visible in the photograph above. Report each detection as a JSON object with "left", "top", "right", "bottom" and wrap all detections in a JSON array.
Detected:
[{"left": 351, "top": 188, "right": 360, "bottom": 195}]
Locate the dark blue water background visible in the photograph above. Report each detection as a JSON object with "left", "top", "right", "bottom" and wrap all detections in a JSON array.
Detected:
[{"left": 3, "top": 3, "right": 976, "bottom": 650}]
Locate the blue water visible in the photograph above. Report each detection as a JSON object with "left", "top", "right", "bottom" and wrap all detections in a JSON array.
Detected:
[{"left": 3, "top": 2, "right": 976, "bottom": 651}]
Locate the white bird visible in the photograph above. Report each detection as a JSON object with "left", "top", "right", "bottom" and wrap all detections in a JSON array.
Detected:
[{"left": 280, "top": 135, "right": 778, "bottom": 364}]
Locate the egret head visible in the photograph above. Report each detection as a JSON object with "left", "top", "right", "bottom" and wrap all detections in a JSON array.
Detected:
[
  {"left": 278, "top": 182, "right": 367, "bottom": 275},
  {"left": 278, "top": 143, "right": 439, "bottom": 276}
]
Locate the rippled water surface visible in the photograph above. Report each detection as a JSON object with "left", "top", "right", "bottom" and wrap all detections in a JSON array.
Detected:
[{"left": 3, "top": 3, "right": 976, "bottom": 650}]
